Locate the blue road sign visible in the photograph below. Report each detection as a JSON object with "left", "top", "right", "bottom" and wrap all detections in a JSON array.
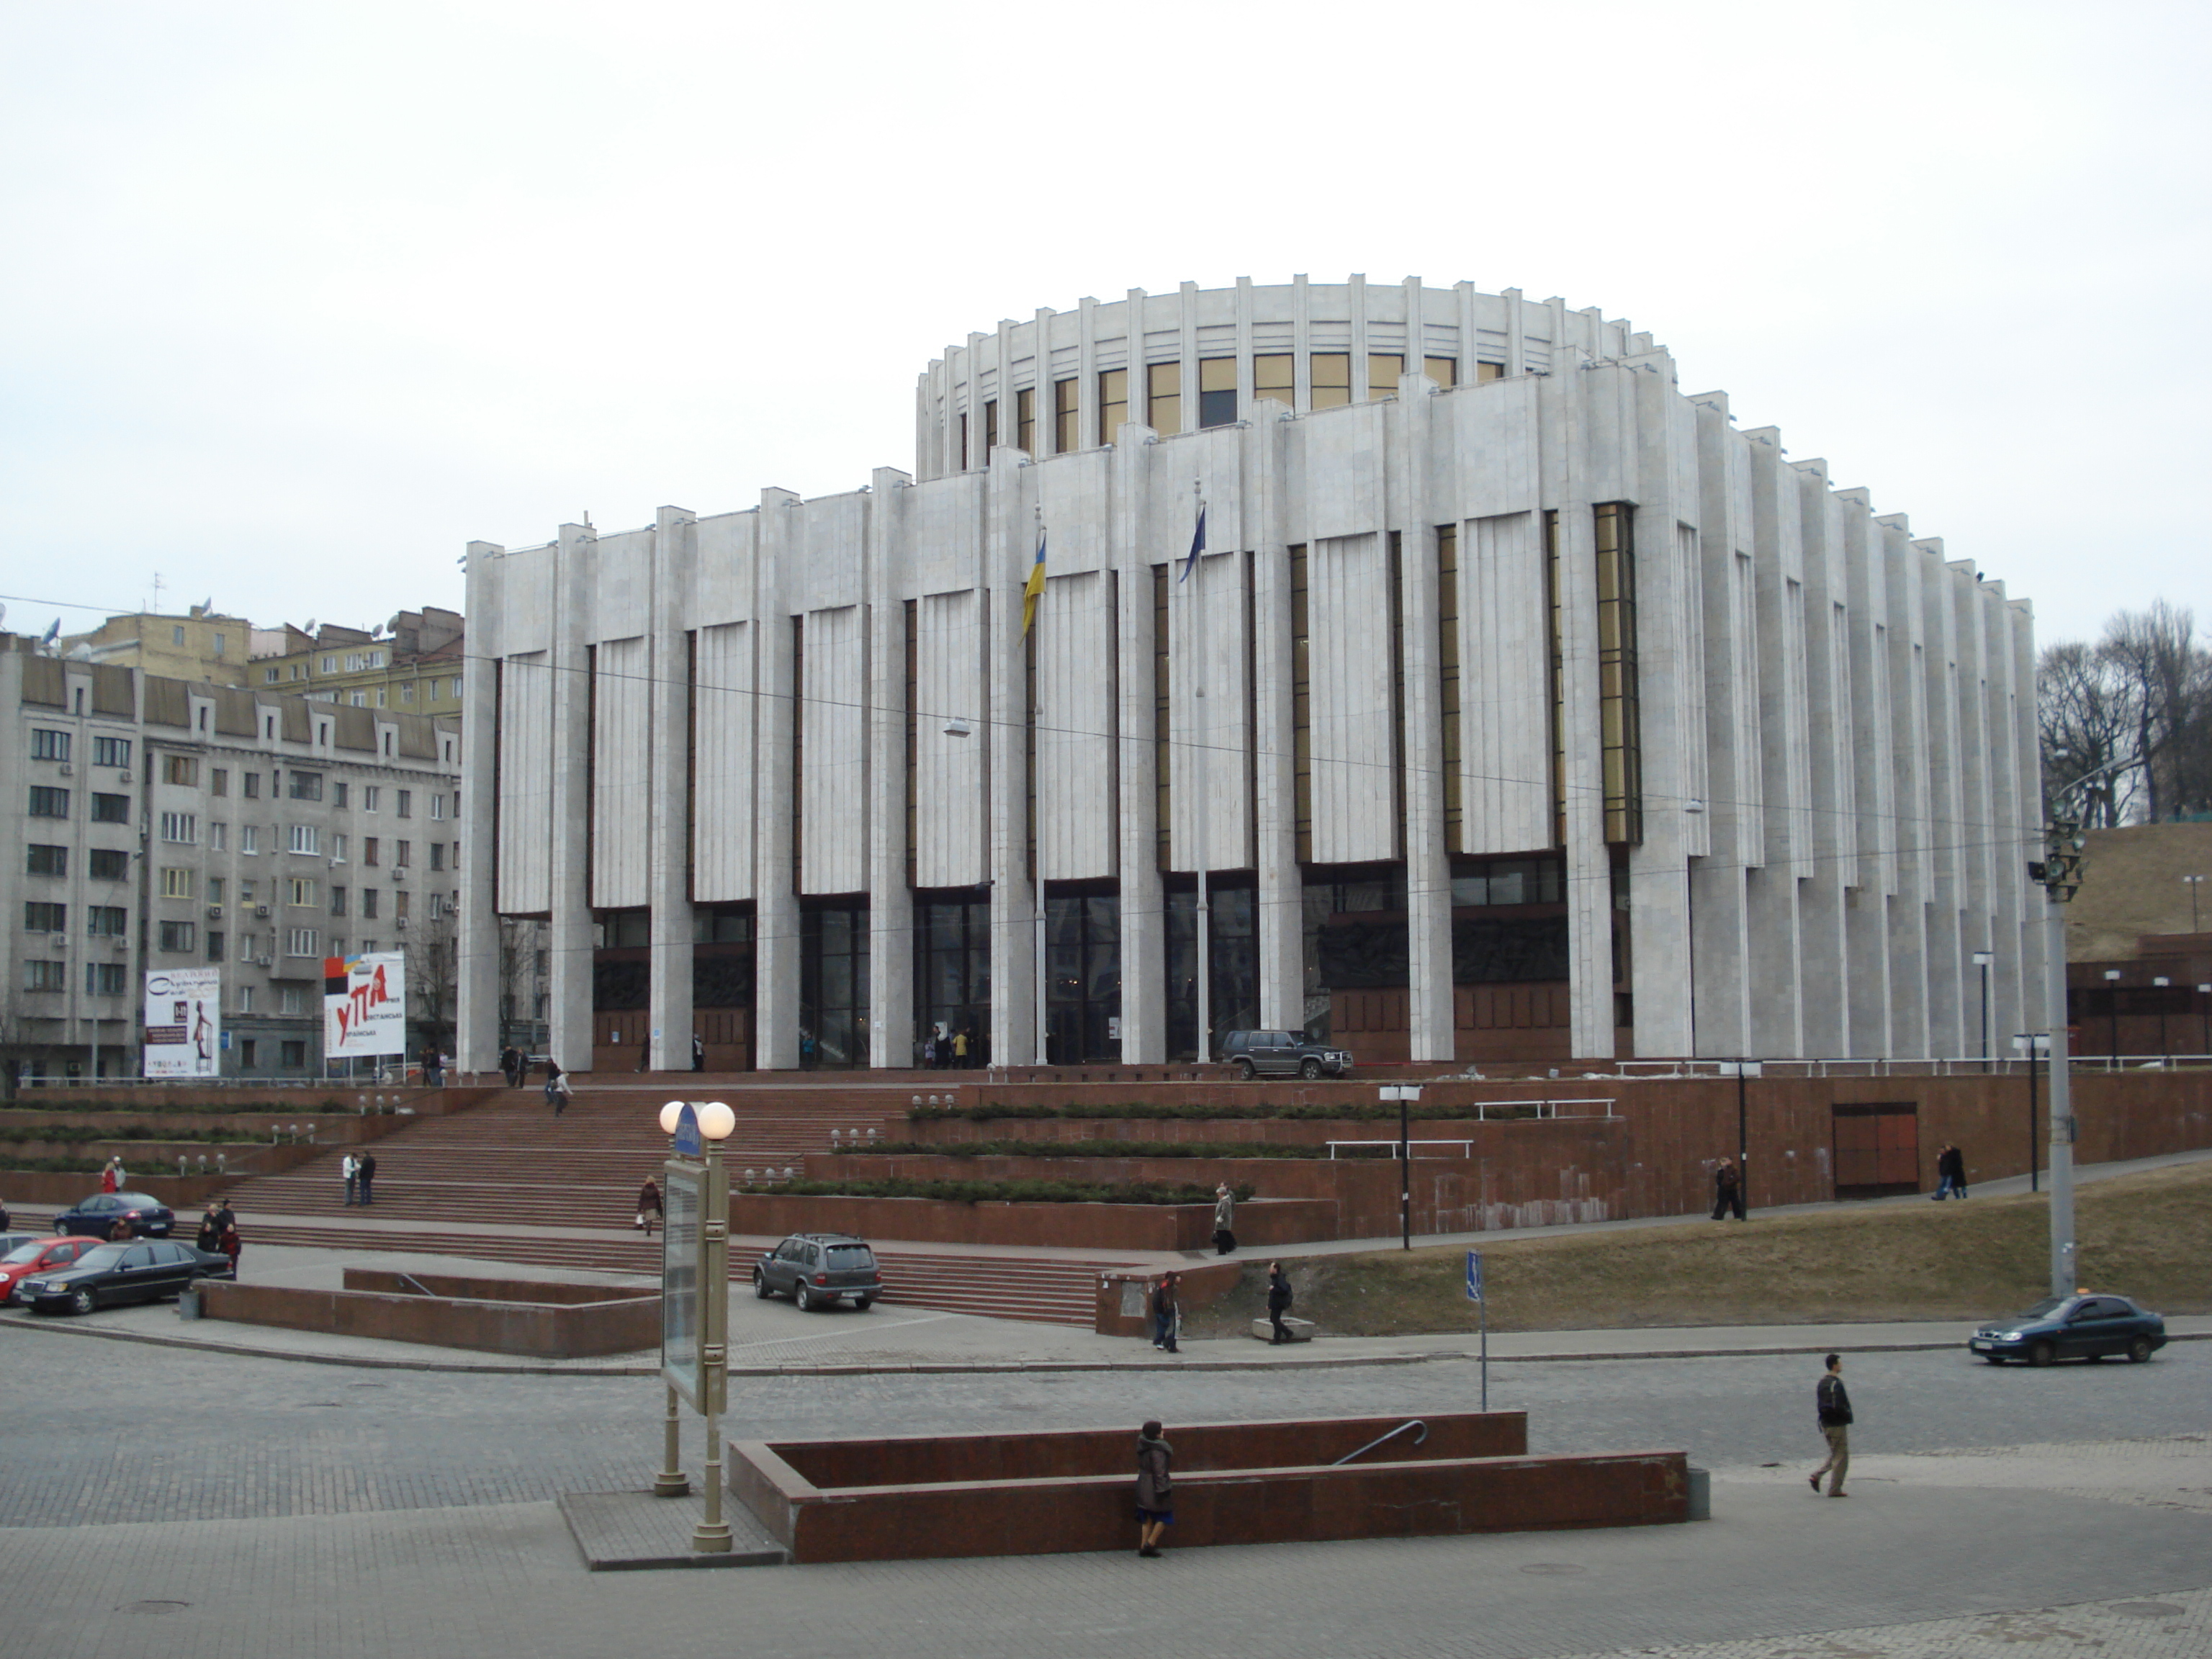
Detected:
[
  {"left": 672, "top": 1102, "right": 702, "bottom": 1157},
  {"left": 1466, "top": 1250, "right": 1484, "bottom": 1302}
]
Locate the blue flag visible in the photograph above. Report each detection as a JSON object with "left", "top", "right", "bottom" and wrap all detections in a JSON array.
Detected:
[{"left": 1178, "top": 505, "right": 1205, "bottom": 583}]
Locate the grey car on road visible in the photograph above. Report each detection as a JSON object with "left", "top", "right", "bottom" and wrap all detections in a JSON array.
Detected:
[{"left": 752, "top": 1232, "right": 883, "bottom": 1311}]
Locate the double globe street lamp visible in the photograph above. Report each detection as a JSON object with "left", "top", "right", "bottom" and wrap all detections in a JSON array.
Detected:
[{"left": 655, "top": 1097, "right": 736, "bottom": 1553}]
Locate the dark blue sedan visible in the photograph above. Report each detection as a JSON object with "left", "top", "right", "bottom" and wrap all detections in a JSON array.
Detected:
[
  {"left": 1969, "top": 1292, "right": 2168, "bottom": 1367},
  {"left": 51, "top": 1192, "right": 175, "bottom": 1240}
]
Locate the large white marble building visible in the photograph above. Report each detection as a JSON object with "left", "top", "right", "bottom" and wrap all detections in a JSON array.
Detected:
[{"left": 455, "top": 276, "right": 2044, "bottom": 1075}]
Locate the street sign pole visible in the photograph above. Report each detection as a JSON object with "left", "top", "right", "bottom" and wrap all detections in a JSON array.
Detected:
[{"left": 1466, "top": 1249, "right": 1487, "bottom": 1411}]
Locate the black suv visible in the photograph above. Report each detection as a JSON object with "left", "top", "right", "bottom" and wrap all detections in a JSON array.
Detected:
[
  {"left": 1217, "top": 1030, "right": 1354, "bottom": 1079},
  {"left": 752, "top": 1233, "right": 883, "bottom": 1311}
]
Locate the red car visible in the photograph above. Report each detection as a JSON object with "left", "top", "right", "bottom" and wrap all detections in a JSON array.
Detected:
[{"left": 1, "top": 1236, "right": 100, "bottom": 1305}]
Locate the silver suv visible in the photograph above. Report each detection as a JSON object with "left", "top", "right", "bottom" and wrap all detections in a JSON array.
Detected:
[
  {"left": 752, "top": 1232, "right": 882, "bottom": 1311},
  {"left": 1218, "top": 1030, "right": 1354, "bottom": 1079}
]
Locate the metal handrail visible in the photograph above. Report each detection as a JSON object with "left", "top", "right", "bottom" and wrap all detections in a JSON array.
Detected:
[
  {"left": 394, "top": 1272, "right": 435, "bottom": 1298},
  {"left": 1334, "top": 1419, "right": 1428, "bottom": 1466}
]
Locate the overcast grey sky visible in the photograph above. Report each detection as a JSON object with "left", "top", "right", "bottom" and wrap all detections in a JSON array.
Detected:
[{"left": 2, "top": 0, "right": 2206, "bottom": 650}]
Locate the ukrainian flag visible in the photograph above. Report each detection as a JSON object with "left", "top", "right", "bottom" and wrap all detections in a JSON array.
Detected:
[{"left": 1022, "top": 529, "right": 1047, "bottom": 637}]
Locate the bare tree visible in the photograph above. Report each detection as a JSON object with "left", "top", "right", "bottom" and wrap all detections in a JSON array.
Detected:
[
  {"left": 496, "top": 917, "right": 544, "bottom": 1049},
  {"left": 405, "top": 907, "right": 459, "bottom": 1058},
  {"left": 2098, "top": 602, "right": 2212, "bottom": 822},
  {"left": 2038, "top": 639, "right": 2139, "bottom": 826}
]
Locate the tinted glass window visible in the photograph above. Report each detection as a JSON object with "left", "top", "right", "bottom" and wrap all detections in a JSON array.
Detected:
[
  {"left": 85, "top": 1196, "right": 117, "bottom": 1213},
  {"left": 155, "top": 1244, "right": 190, "bottom": 1264},
  {"left": 117, "top": 1192, "right": 161, "bottom": 1208},
  {"left": 122, "top": 1246, "right": 156, "bottom": 1267},
  {"left": 76, "top": 1246, "right": 127, "bottom": 1269},
  {"left": 2018, "top": 1298, "right": 2066, "bottom": 1319},
  {"left": 2, "top": 1242, "right": 44, "bottom": 1264},
  {"left": 825, "top": 1246, "right": 875, "bottom": 1268}
]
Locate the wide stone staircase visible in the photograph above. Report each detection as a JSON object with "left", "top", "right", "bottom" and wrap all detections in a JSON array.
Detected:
[{"left": 199, "top": 1082, "right": 1124, "bottom": 1327}]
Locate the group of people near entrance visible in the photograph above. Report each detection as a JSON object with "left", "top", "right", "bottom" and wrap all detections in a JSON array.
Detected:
[
  {"left": 194, "top": 1199, "right": 243, "bottom": 1272},
  {"left": 1712, "top": 1142, "right": 1969, "bottom": 1220}
]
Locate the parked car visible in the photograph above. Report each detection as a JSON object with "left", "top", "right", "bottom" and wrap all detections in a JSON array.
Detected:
[
  {"left": 1969, "top": 1292, "right": 2167, "bottom": 1367},
  {"left": 17, "top": 1239, "right": 235, "bottom": 1316},
  {"left": 1, "top": 1236, "right": 100, "bottom": 1304},
  {"left": 0, "top": 1233, "right": 42, "bottom": 1257},
  {"left": 752, "top": 1233, "right": 882, "bottom": 1311},
  {"left": 51, "top": 1192, "right": 175, "bottom": 1240},
  {"left": 1217, "top": 1029, "right": 1355, "bottom": 1080}
]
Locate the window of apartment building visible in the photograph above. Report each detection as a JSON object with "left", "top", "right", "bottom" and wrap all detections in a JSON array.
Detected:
[
  {"left": 237, "top": 986, "right": 255, "bottom": 1013},
  {"left": 1310, "top": 353, "right": 1351, "bottom": 410},
  {"left": 364, "top": 837, "right": 379, "bottom": 866},
  {"left": 210, "top": 822, "right": 227, "bottom": 852},
  {"left": 330, "top": 885, "right": 347, "bottom": 917},
  {"left": 240, "top": 825, "right": 259, "bottom": 855},
  {"left": 281, "top": 987, "right": 305, "bottom": 1016},
  {"left": 400, "top": 682, "right": 415, "bottom": 703},
  {"left": 396, "top": 790, "right": 412, "bottom": 819},
  {"left": 160, "top": 868, "right": 194, "bottom": 899},
  {"left": 212, "top": 631, "right": 226, "bottom": 656},
  {"left": 91, "top": 793, "right": 128, "bottom": 823},
  {"left": 361, "top": 887, "right": 379, "bottom": 920},
  {"left": 280, "top": 1040, "right": 306, "bottom": 1069},
  {"left": 429, "top": 791, "right": 446, "bottom": 821},
  {"left": 207, "top": 877, "right": 225, "bottom": 909},
  {"left": 289, "top": 770, "right": 322, "bottom": 801},
  {"left": 158, "top": 920, "right": 196, "bottom": 953},
  {"left": 238, "top": 878, "right": 256, "bottom": 907},
  {"left": 264, "top": 667, "right": 280, "bottom": 684},
  {"left": 363, "top": 786, "right": 379, "bottom": 812},
  {"left": 428, "top": 842, "right": 444, "bottom": 871},
  {"left": 1197, "top": 357, "right": 1236, "bottom": 428},
  {"left": 163, "top": 755, "right": 199, "bottom": 786},
  {"left": 289, "top": 824, "right": 320, "bottom": 855},
  {"left": 207, "top": 930, "right": 224, "bottom": 962},
  {"left": 173, "top": 626, "right": 187, "bottom": 646},
  {"left": 89, "top": 848, "right": 128, "bottom": 880},
  {"left": 93, "top": 735, "right": 130, "bottom": 768},
  {"left": 86, "top": 962, "right": 127, "bottom": 996},
  {"left": 320, "top": 655, "right": 336, "bottom": 674},
  {"left": 1425, "top": 356, "right": 1458, "bottom": 387},
  {"left": 287, "top": 927, "right": 318, "bottom": 957},
  {"left": 28, "top": 786, "right": 69, "bottom": 819},
  {"left": 236, "top": 934, "right": 257, "bottom": 964},
  {"left": 86, "top": 906, "right": 127, "bottom": 938},
  {"left": 239, "top": 1038, "right": 257, "bottom": 1068},
  {"left": 210, "top": 768, "right": 228, "bottom": 796},
  {"left": 375, "top": 688, "right": 387, "bottom": 709},
  {"left": 450, "top": 840, "right": 461, "bottom": 869},
  {"left": 288, "top": 877, "right": 318, "bottom": 909},
  {"left": 24, "top": 902, "right": 67, "bottom": 932},
  {"left": 32, "top": 728, "right": 71, "bottom": 761},
  {"left": 1097, "top": 368, "right": 1128, "bottom": 445},
  {"left": 1254, "top": 353, "right": 1293, "bottom": 409},
  {"left": 395, "top": 840, "right": 411, "bottom": 867},
  {"left": 1051, "top": 377, "right": 1079, "bottom": 454},
  {"left": 1367, "top": 352, "right": 1403, "bottom": 397},
  {"left": 160, "top": 811, "right": 198, "bottom": 844},
  {"left": 394, "top": 889, "right": 411, "bottom": 920},
  {"left": 1146, "top": 362, "right": 1180, "bottom": 436},
  {"left": 331, "top": 781, "right": 350, "bottom": 810},
  {"left": 27, "top": 845, "right": 67, "bottom": 877},
  {"left": 331, "top": 833, "right": 348, "bottom": 862},
  {"left": 24, "top": 959, "right": 66, "bottom": 992},
  {"left": 242, "top": 772, "right": 260, "bottom": 798}
]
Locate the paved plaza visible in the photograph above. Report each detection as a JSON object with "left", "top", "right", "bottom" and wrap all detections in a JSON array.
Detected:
[{"left": 1, "top": 1304, "right": 2206, "bottom": 1658}]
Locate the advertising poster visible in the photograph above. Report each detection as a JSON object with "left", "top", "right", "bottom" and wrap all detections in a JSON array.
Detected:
[
  {"left": 143, "top": 967, "right": 222, "bottom": 1079},
  {"left": 323, "top": 951, "right": 407, "bottom": 1058}
]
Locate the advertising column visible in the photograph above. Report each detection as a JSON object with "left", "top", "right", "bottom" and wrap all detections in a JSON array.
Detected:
[{"left": 143, "top": 968, "right": 222, "bottom": 1079}]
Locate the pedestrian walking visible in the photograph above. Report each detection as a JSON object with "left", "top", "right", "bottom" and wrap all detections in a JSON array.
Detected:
[
  {"left": 500, "top": 1046, "right": 523, "bottom": 1088},
  {"left": 99, "top": 1157, "right": 122, "bottom": 1195},
  {"left": 107, "top": 1216, "right": 135, "bottom": 1241},
  {"left": 357, "top": 1151, "right": 377, "bottom": 1206},
  {"left": 1267, "top": 1260, "right": 1295, "bottom": 1344},
  {"left": 1212, "top": 1182, "right": 1238, "bottom": 1254},
  {"left": 1151, "top": 1272, "right": 1181, "bottom": 1353},
  {"left": 637, "top": 1176, "right": 664, "bottom": 1236},
  {"left": 1711, "top": 1158, "right": 1745, "bottom": 1221},
  {"left": 544, "top": 1062, "right": 571, "bottom": 1115},
  {"left": 691, "top": 1032, "right": 706, "bottom": 1073},
  {"left": 219, "top": 1218, "right": 242, "bottom": 1275},
  {"left": 1134, "top": 1421, "right": 1175, "bottom": 1558},
  {"left": 1933, "top": 1143, "right": 1967, "bottom": 1200},
  {"left": 934, "top": 1029, "right": 952, "bottom": 1069},
  {"left": 952, "top": 1028, "right": 969, "bottom": 1067},
  {"left": 341, "top": 1151, "right": 360, "bottom": 1206},
  {"left": 196, "top": 1202, "right": 222, "bottom": 1254},
  {"left": 1809, "top": 1353, "right": 1853, "bottom": 1498}
]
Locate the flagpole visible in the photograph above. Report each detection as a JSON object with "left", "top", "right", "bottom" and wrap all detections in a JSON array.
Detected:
[{"left": 1192, "top": 477, "right": 1211, "bottom": 1067}]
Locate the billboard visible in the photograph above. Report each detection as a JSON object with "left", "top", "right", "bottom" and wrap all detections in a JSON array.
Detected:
[
  {"left": 324, "top": 951, "right": 408, "bottom": 1058},
  {"left": 143, "top": 967, "right": 222, "bottom": 1079}
]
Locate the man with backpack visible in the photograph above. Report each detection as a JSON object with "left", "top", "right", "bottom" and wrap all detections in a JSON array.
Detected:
[{"left": 1809, "top": 1353, "right": 1853, "bottom": 1498}]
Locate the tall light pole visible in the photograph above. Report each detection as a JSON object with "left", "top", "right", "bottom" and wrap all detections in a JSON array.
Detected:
[
  {"left": 1978, "top": 950, "right": 1995, "bottom": 1067},
  {"left": 2199, "top": 984, "right": 2211, "bottom": 1058},
  {"left": 2184, "top": 873, "right": 2206, "bottom": 934},
  {"left": 2152, "top": 977, "right": 2170, "bottom": 1060},
  {"left": 655, "top": 1098, "right": 734, "bottom": 1553},
  {"left": 2103, "top": 968, "right": 2123, "bottom": 1059}
]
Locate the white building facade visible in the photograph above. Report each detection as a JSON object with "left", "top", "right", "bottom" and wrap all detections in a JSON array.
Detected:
[{"left": 456, "top": 277, "right": 2045, "bottom": 1076}]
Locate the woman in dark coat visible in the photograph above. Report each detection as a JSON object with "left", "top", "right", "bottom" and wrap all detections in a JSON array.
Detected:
[
  {"left": 1150, "top": 1272, "right": 1179, "bottom": 1354},
  {"left": 637, "top": 1177, "right": 664, "bottom": 1236},
  {"left": 1267, "top": 1261, "right": 1295, "bottom": 1344},
  {"left": 196, "top": 1203, "right": 223, "bottom": 1254},
  {"left": 1135, "top": 1421, "right": 1174, "bottom": 1557}
]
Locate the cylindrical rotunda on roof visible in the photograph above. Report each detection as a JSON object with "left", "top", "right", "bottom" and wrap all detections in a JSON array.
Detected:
[{"left": 457, "top": 274, "right": 2046, "bottom": 1081}]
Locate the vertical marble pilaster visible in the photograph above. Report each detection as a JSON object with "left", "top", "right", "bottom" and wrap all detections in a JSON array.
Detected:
[
  {"left": 868, "top": 470, "right": 916, "bottom": 1068},
  {"left": 1249, "top": 403, "right": 1302, "bottom": 1033},
  {"left": 547, "top": 522, "right": 596, "bottom": 1073},
  {"left": 986, "top": 451, "right": 1038, "bottom": 1065},
  {"left": 1115, "top": 423, "right": 1165, "bottom": 1061},
  {"left": 1395, "top": 374, "right": 1454, "bottom": 1061},
  {"left": 456, "top": 539, "right": 504, "bottom": 1076},
  {"left": 647, "top": 508, "right": 695, "bottom": 1073},
  {"left": 753, "top": 490, "right": 801, "bottom": 1070}
]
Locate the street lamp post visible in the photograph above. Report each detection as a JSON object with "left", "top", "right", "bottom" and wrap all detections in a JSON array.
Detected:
[
  {"left": 2184, "top": 874, "right": 2206, "bottom": 934},
  {"left": 1971, "top": 951, "right": 1993, "bottom": 1071},
  {"left": 2152, "top": 977, "right": 2170, "bottom": 1060},
  {"left": 2103, "top": 968, "right": 2123, "bottom": 1061},
  {"left": 655, "top": 1097, "right": 735, "bottom": 1554},
  {"left": 2199, "top": 984, "right": 2211, "bottom": 1058}
]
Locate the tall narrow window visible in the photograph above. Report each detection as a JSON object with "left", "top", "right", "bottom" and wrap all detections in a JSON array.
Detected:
[
  {"left": 1388, "top": 531, "right": 1406, "bottom": 860},
  {"left": 1290, "top": 544, "right": 1313, "bottom": 863},
  {"left": 1367, "top": 354, "right": 1402, "bottom": 399},
  {"left": 984, "top": 400, "right": 998, "bottom": 457},
  {"left": 904, "top": 599, "right": 919, "bottom": 891},
  {"left": 1253, "top": 353, "right": 1293, "bottom": 410},
  {"left": 958, "top": 411, "right": 969, "bottom": 470},
  {"left": 1097, "top": 368, "right": 1128, "bottom": 444},
  {"left": 1015, "top": 386, "right": 1035, "bottom": 455},
  {"left": 1545, "top": 511, "right": 1565, "bottom": 848},
  {"left": 1423, "top": 356, "right": 1458, "bottom": 388},
  {"left": 1310, "top": 353, "right": 1351, "bottom": 410},
  {"left": 1437, "top": 523, "right": 1462, "bottom": 855},
  {"left": 1153, "top": 565, "right": 1172, "bottom": 868},
  {"left": 1053, "top": 377, "right": 1079, "bottom": 453},
  {"left": 1197, "top": 357, "right": 1236, "bottom": 428},
  {"left": 1595, "top": 503, "right": 1643, "bottom": 845},
  {"left": 1475, "top": 361, "right": 1506, "bottom": 384},
  {"left": 1146, "top": 362, "right": 1181, "bottom": 437},
  {"left": 791, "top": 615, "right": 804, "bottom": 890}
]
